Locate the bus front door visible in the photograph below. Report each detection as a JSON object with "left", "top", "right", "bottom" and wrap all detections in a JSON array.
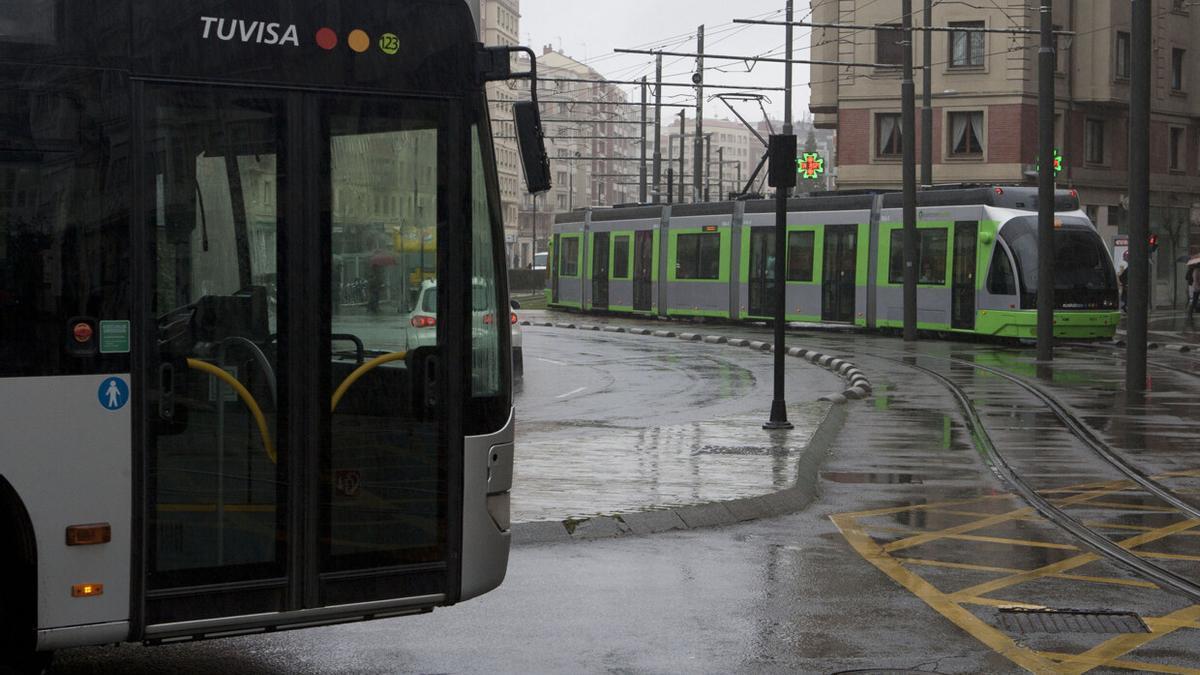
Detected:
[{"left": 142, "top": 87, "right": 462, "bottom": 627}]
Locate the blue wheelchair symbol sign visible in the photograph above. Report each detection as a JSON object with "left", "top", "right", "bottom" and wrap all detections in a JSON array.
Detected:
[{"left": 98, "top": 377, "right": 129, "bottom": 411}]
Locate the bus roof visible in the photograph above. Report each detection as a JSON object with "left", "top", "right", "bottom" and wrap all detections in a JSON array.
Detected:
[{"left": 0, "top": 0, "right": 477, "bottom": 95}]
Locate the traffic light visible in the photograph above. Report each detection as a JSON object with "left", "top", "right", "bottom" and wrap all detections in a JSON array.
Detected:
[{"left": 1149, "top": 234, "right": 1159, "bottom": 253}]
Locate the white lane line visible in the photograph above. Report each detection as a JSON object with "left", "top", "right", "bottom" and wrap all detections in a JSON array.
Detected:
[
  {"left": 536, "top": 357, "right": 568, "bottom": 366},
  {"left": 555, "top": 386, "right": 586, "bottom": 399}
]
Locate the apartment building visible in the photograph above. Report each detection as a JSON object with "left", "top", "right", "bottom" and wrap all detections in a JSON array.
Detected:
[
  {"left": 515, "top": 47, "right": 640, "bottom": 261},
  {"left": 478, "top": 0, "right": 522, "bottom": 266},
  {"left": 810, "top": 0, "right": 1200, "bottom": 306}
]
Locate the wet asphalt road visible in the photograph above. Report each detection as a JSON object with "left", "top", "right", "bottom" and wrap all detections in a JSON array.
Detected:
[{"left": 51, "top": 320, "right": 1200, "bottom": 674}]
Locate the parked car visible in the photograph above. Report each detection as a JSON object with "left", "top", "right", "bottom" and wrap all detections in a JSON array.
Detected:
[{"left": 409, "top": 280, "right": 524, "bottom": 377}]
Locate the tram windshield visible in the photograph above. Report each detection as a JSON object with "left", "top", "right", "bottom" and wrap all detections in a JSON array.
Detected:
[{"left": 999, "top": 217, "right": 1119, "bottom": 310}]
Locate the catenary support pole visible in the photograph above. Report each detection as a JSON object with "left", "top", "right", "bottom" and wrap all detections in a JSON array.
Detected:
[
  {"left": 1037, "top": 0, "right": 1055, "bottom": 362},
  {"left": 652, "top": 53, "right": 663, "bottom": 204},
  {"left": 766, "top": 0, "right": 795, "bottom": 431},
  {"left": 718, "top": 147, "right": 725, "bottom": 201},
  {"left": 902, "top": 0, "right": 918, "bottom": 342},
  {"left": 1127, "top": 0, "right": 1150, "bottom": 391},
  {"left": 640, "top": 76, "right": 649, "bottom": 203},
  {"left": 667, "top": 167, "right": 674, "bottom": 204},
  {"left": 678, "top": 109, "right": 687, "bottom": 203},
  {"left": 694, "top": 25, "right": 705, "bottom": 204},
  {"left": 921, "top": 0, "right": 933, "bottom": 187},
  {"left": 704, "top": 134, "right": 712, "bottom": 201}
]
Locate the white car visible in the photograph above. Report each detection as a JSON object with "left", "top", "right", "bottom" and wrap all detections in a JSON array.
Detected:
[
  {"left": 409, "top": 280, "right": 524, "bottom": 377},
  {"left": 531, "top": 251, "right": 548, "bottom": 271}
]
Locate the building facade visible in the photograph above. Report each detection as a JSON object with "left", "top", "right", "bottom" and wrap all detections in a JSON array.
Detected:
[
  {"left": 810, "top": 0, "right": 1200, "bottom": 307},
  {"left": 515, "top": 47, "right": 640, "bottom": 264},
  {"left": 478, "top": 0, "right": 523, "bottom": 266}
]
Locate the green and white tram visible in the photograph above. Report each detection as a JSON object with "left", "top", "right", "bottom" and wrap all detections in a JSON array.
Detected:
[
  {"left": 548, "top": 187, "right": 1120, "bottom": 340},
  {"left": 0, "top": 0, "right": 547, "bottom": 669}
]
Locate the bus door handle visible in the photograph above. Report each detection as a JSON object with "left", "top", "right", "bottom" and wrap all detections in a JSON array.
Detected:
[{"left": 158, "top": 362, "right": 176, "bottom": 420}]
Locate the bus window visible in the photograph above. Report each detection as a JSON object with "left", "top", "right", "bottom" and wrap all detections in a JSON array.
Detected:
[
  {"left": 0, "top": 1, "right": 56, "bottom": 45},
  {"left": 470, "top": 126, "right": 505, "bottom": 400}
]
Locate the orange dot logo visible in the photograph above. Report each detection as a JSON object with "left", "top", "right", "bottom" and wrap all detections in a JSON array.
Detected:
[{"left": 347, "top": 29, "right": 370, "bottom": 53}]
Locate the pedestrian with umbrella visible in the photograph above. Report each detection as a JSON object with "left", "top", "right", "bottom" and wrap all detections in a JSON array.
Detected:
[{"left": 1187, "top": 253, "right": 1200, "bottom": 325}]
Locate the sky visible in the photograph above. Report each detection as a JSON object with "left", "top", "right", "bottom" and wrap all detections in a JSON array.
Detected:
[{"left": 518, "top": 0, "right": 814, "bottom": 124}]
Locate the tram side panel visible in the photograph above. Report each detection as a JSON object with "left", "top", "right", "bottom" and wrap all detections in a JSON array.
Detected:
[
  {"left": 873, "top": 206, "right": 988, "bottom": 332},
  {"left": 663, "top": 210, "right": 737, "bottom": 319}
]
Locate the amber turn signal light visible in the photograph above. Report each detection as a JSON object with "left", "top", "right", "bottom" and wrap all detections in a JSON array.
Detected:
[
  {"left": 71, "top": 583, "right": 104, "bottom": 598},
  {"left": 66, "top": 523, "right": 111, "bottom": 546}
]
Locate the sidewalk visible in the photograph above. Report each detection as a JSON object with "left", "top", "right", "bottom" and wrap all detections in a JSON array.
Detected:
[{"left": 510, "top": 311, "right": 864, "bottom": 544}]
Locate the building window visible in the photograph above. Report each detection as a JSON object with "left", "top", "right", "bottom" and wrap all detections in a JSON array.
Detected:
[
  {"left": 1085, "top": 119, "right": 1105, "bottom": 164},
  {"left": 1169, "top": 126, "right": 1186, "bottom": 172},
  {"left": 1116, "top": 32, "right": 1130, "bottom": 79},
  {"left": 1172, "top": 48, "right": 1185, "bottom": 91},
  {"left": 948, "top": 111, "right": 984, "bottom": 156},
  {"left": 875, "top": 24, "right": 905, "bottom": 66},
  {"left": 949, "top": 21, "right": 985, "bottom": 68},
  {"left": 876, "top": 113, "right": 903, "bottom": 158}
]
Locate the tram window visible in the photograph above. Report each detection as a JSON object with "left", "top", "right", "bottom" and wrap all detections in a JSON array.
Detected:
[
  {"left": 676, "top": 233, "right": 721, "bottom": 280},
  {"left": 787, "top": 231, "right": 815, "bottom": 282},
  {"left": 613, "top": 235, "right": 631, "bottom": 279},
  {"left": 887, "top": 228, "right": 948, "bottom": 285},
  {"left": 987, "top": 245, "right": 1018, "bottom": 295},
  {"left": 561, "top": 237, "right": 580, "bottom": 276}
]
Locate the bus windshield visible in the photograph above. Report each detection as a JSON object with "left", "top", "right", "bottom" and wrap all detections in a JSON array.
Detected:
[{"left": 1000, "top": 217, "right": 1119, "bottom": 310}]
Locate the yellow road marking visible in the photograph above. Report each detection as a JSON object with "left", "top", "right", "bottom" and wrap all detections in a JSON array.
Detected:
[
  {"left": 1054, "top": 604, "right": 1200, "bottom": 675},
  {"left": 955, "top": 595, "right": 1046, "bottom": 610},
  {"left": 1139, "top": 551, "right": 1200, "bottom": 562},
  {"left": 1042, "top": 651, "right": 1200, "bottom": 675},
  {"left": 1062, "top": 500, "right": 1179, "bottom": 513},
  {"left": 830, "top": 513, "right": 1066, "bottom": 673},
  {"left": 868, "top": 525, "right": 1081, "bottom": 551},
  {"left": 898, "top": 557, "right": 1160, "bottom": 590}
]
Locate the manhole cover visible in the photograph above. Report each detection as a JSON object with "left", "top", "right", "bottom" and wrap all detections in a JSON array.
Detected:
[{"left": 998, "top": 607, "right": 1149, "bottom": 634}]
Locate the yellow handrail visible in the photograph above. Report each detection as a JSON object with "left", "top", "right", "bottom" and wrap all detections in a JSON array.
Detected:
[
  {"left": 186, "top": 358, "right": 277, "bottom": 464},
  {"left": 331, "top": 351, "right": 408, "bottom": 413}
]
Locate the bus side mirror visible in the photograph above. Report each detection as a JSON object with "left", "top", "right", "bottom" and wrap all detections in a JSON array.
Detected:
[{"left": 514, "top": 101, "right": 551, "bottom": 194}]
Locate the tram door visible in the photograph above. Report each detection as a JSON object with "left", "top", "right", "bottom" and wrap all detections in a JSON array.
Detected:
[
  {"left": 952, "top": 221, "right": 978, "bottom": 330},
  {"left": 822, "top": 225, "right": 857, "bottom": 323},
  {"left": 748, "top": 227, "right": 775, "bottom": 317},
  {"left": 592, "top": 232, "right": 610, "bottom": 310},
  {"left": 633, "top": 230, "right": 653, "bottom": 311},
  {"left": 551, "top": 233, "right": 561, "bottom": 303}
]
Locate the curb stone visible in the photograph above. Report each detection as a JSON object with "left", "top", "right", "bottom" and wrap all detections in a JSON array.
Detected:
[{"left": 511, "top": 402, "right": 848, "bottom": 544}]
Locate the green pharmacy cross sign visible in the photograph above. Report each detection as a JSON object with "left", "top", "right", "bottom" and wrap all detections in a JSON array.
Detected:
[
  {"left": 796, "top": 152, "right": 825, "bottom": 180},
  {"left": 1037, "top": 149, "right": 1065, "bottom": 177}
]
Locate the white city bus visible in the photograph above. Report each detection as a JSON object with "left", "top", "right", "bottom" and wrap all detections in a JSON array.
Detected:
[{"left": 0, "top": 0, "right": 547, "bottom": 670}]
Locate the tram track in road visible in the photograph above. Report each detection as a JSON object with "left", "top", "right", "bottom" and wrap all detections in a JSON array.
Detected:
[{"left": 849, "top": 343, "right": 1200, "bottom": 606}]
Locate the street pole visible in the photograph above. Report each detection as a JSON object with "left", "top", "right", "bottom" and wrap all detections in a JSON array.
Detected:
[
  {"left": 640, "top": 76, "right": 649, "bottom": 203},
  {"left": 678, "top": 109, "right": 687, "bottom": 203},
  {"left": 704, "top": 134, "right": 712, "bottom": 201},
  {"left": 652, "top": 53, "right": 664, "bottom": 204},
  {"left": 694, "top": 25, "right": 705, "bottom": 204},
  {"left": 921, "top": 0, "right": 933, "bottom": 187},
  {"left": 718, "top": 147, "right": 725, "bottom": 201},
  {"left": 902, "top": 0, "right": 918, "bottom": 342},
  {"left": 531, "top": 193, "right": 538, "bottom": 258},
  {"left": 766, "top": 0, "right": 795, "bottom": 431},
  {"left": 1037, "top": 0, "right": 1056, "bottom": 362},
  {"left": 1127, "top": 0, "right": 1150, "bottom": 392}
]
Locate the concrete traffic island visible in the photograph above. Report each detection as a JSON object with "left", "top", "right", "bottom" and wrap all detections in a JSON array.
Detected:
[{"left": 512, "top": 313, "right": 869, "bottom": 545}]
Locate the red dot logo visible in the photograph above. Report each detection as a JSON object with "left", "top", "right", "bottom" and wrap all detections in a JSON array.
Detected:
[{"left": 316, "top": 27, "right": 338, "bottom": 51}]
